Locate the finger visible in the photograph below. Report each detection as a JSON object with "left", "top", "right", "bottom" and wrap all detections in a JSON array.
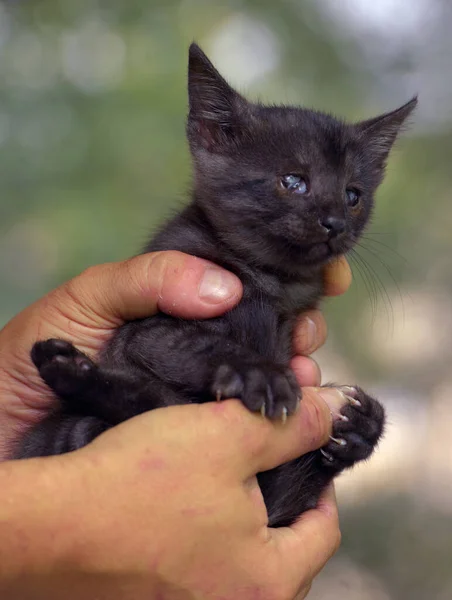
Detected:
[
  {"left": 53, "top": 251, "right": 242, "bottom": 327},
  {"left": 270, "top": 484, "right": 341, "bottom": 586},
  {"left": 292, "top": 310, "right": 327, "bottom": 355},
  {"left": 324, "top": 256, "right": 352, "bottom": 296},
  {"left": 213, "top": 387, "right": 346, "bottom": 476},
  {"left": 290, "top": 356, "right": 321, "bottom": 387}
]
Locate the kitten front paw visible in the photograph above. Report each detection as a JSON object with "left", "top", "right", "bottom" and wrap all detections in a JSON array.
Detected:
[
  {"left": 211, "top": 362, "right": 300, "bottom": 420},
  {"left": 319, "top": 386, "right": 385, "bottom": 470},
  {"left": 31, "top": 339, "right": 97, "bottom": 397}
]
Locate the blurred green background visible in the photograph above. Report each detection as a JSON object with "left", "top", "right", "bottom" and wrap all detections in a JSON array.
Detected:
[{"left": 1, "top": 1, "right": 452, "bottom": 598}]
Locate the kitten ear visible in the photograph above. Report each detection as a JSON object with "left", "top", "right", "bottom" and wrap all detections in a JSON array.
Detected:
[
  {"left": 356, "top": 96, "right": 418, "bottom": 167},
  {"left": 187, "top": 43, "right": 247, "bottom": 151}
]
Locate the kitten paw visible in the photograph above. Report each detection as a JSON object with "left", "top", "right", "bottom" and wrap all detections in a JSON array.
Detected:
[
  {"left": 319, "top": 385, "right": 385, "bottom": 470},
  {"left": 31, "top": 339, "right": 97, "bottom": 396},
  {"left": 212, "top": 362, "right": 300, "bottom": 421}
]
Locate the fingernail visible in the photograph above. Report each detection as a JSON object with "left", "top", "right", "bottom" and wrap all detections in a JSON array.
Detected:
[
  {"left": 316, "top": 388, "right": 346, "bottom": 416},
  {"left": 297, "top": 316, "right": 317, "bottom": 353},
  {"left": 199, "top": 268, "right": 237, "bottom": 304}
]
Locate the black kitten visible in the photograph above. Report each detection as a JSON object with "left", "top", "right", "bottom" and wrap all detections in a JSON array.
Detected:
[{"left": 15, "top": 44, "right": 415, "bottom": 527}]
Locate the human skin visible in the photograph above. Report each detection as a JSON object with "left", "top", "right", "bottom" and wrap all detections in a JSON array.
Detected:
[{"left": 0, "top": 251, "right": 351, "bottom": 599}]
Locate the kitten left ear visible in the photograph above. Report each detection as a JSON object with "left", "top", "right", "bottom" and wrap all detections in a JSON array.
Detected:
[
  {"left": 356, "top": 96, "right": 418, "bottom": 166},
  {"left": 187, "top": 43, "right": 248, "bottom": 151}
]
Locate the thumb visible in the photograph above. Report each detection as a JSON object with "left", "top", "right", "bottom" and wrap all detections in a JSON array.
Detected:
[
  {"left": 56, "top": 251, "right": 242, "bottom": 325},
  {"left": 236, "top": 387, "right": 346, "bottom": 477}
]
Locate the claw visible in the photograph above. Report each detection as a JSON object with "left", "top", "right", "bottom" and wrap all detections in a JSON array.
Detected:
[
  {"left": 337, "top": 413, "right": 349, "bottom": 422},
  {"left": 346, "top": 396, "right": 362, "bottom": 407},
  {"left": 341, "top": 386, "right": 357, "bottom": 396},
  {"left": 339, "top": 389, "right": 362, "bottom": 408},
  {"left": 260, "top": 402, "right": 266, "bottom": 418},
  {"left": 320, "top": 449, "right": 334, "bottom": 462},
  {"left": 216, "top": 390, "right": 221, "bottom": 402},
  {"left": 281, "top": 406, "right": 288, "bottom": 424},
  {"left": 329, "top": 436, "right": 347, "bottom": 446}
]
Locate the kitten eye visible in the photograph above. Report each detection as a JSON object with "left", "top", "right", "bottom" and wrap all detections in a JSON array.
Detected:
[
  {"left": 281, "top": 174, "right": 308, "bottom": 194},
  {"left": 346, "top": 188, "right": 360, "bottom": 207}
]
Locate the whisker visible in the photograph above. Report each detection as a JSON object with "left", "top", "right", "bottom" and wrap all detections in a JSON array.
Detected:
[
  {"left": 357, "top": 242, "right": 404, "bottom": 295},
  {"left": 348, "top": 248, "right": 379, "bottom": 322},
  {"left": 354, "top": 244, "right": 398, "bottom": 335},
  {"left": 357, "top": 241, "right": 406, "bottom": 331},
  {"left": 361, "top": 231, "right": 392, "bottom": 237},
  {"left": 360, "top": 234, "right": 409, "bottom": 264}
]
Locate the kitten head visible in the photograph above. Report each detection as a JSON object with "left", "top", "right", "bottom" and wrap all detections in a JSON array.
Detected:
[{"left": 187, "top": 43, "right": 417, "bottom": 275}]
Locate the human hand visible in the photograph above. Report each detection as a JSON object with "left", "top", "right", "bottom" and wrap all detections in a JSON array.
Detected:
[
  {"left": 0, "top": 252, "right": 351, "bottom": 460},
  {"left": 1, "top": 387, "right": 347, "bottom": 600},
  {"left": 0, "top": 252, "right": 351, "bottom": 598}
]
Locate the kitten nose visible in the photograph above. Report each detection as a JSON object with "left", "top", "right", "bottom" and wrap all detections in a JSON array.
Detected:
[{"left": 319, "top": 217, "right": 346, "bottom": 238}]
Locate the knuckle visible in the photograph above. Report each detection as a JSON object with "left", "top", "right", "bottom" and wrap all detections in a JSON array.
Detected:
[
  {"left": 65, "top": 266, "right": 97, "bottom": 297},
  {"left": 120, "top": 252, "right": 175, "bottom": 306},
  {"left": 123, "top": 255, "right": 159, "bottom": 298},
  {"left": 139, "top": 251, "right": 189, "bottom": 296},
  {"left": 63, "top": 264, "right": 111, "bottom": 311},
  {"left": 78, "top": 264, "right": 101, "bottom": 280},
  {"left": 60, "top": 269, "right": 94, "bottom": 307}
]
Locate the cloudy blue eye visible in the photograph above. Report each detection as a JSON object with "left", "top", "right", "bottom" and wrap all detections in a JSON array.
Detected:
[
  {"left": 281, "top": 174, "right": 308, "bottom": 194},
  {"left": 346, "top": 188, "right": 360, "bottom": 207}
]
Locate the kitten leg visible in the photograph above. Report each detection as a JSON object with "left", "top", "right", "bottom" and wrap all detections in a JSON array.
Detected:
[
  {"left": 31, "top": 339, "right": 183, "bottom": 424},
  {"left": 13, "top": 414, "right": 109, "bottom": 458},
  {"left": 261, "top": 386, "right": 385, "bottom": 527},
  {"left": 121, "top": 318, "right": 301, "bottom": 420}
]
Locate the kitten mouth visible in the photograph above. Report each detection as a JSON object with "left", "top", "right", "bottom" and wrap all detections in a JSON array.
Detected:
[
  {"left": 303, "top": 242, "right": 332, "bottom": 263},
  {"left": 303, "top": 240, "right": 345, "bottom": 264}
]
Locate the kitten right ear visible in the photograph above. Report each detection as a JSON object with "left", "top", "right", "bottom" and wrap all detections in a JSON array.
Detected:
[
  {"left": 355, "top": 96, "right": 418, "bottom": 168},
  {"left": 187, "top": 43, "right": 247, "bottom": 151}
]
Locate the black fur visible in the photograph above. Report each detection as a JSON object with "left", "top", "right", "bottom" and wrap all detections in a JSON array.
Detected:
[{"left": 14, "top": 44, "right": 415, "bottom": 527}]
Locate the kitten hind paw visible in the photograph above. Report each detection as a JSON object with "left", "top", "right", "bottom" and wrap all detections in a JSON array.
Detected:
[
  {"left": 31, "top": 339, "right": 97, "bottom": 397},
  {"left": 319, "top": 385, "right": 385, "bottom": 470}
]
